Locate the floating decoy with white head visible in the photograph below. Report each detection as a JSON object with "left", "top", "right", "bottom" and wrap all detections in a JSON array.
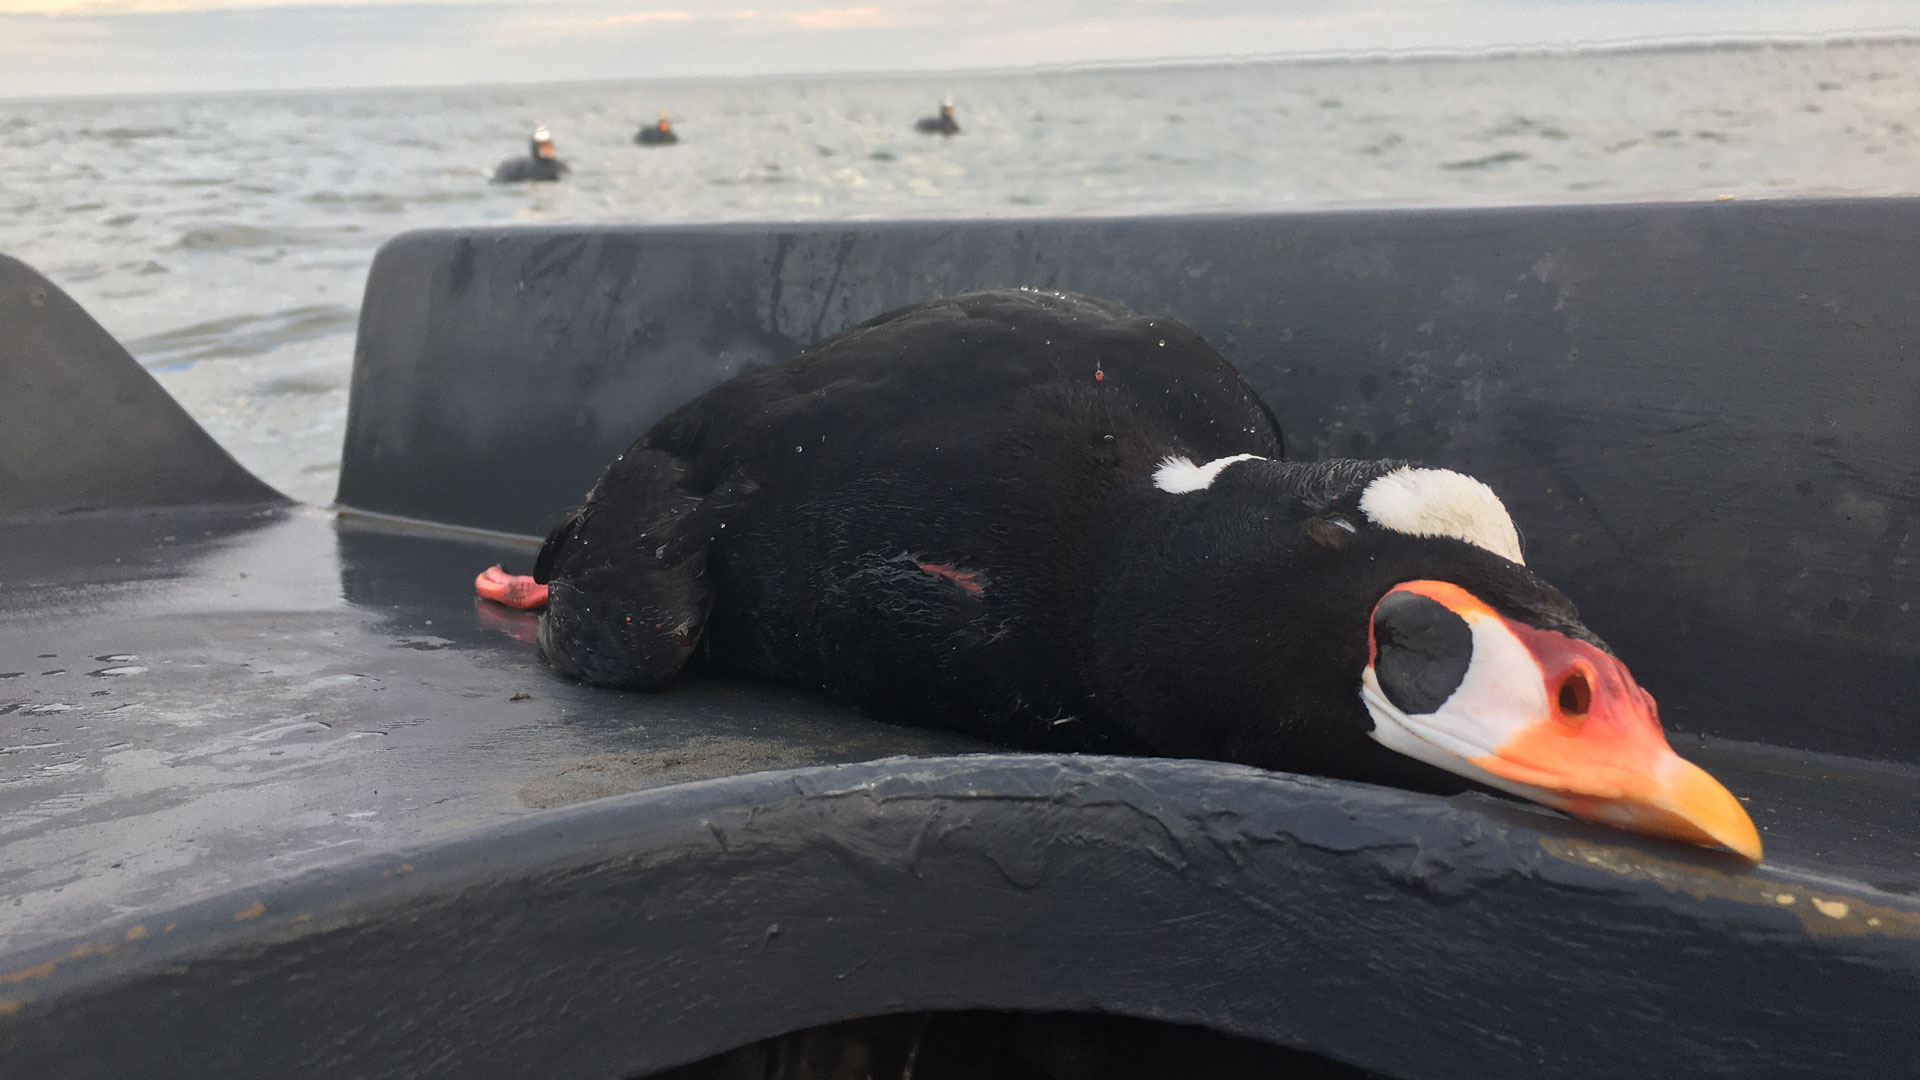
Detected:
[{"left": 491, "top": 124, "right": 568, "bottom": 183}]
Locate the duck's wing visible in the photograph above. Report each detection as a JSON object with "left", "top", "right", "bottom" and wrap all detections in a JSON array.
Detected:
[{"left": 533, "top": 505, "right": 587, "bottom": 585}]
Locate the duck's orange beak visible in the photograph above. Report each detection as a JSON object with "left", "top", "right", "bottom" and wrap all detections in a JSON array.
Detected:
[{"left": 1362, "top": 580, "right": 1762, "bottom": 862}]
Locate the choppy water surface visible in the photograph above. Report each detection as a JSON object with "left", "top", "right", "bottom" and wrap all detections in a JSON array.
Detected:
[{"left": 5, "top": 42, "right": 1919, "bottom": 504}]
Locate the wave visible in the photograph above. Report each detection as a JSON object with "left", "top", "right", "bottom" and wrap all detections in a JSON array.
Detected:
[
  {"left": 304, "top": 191, "right": 407, "bottom": 213},
  {"left": 167, "top": 223, "right": 362, "bottom": 250},
  {"left": 130, "top": 303, "right": 358, "bottom": 370},
  {"left": 712, "top": 165, "right": 794, "bottom": 186},
  {"left": 77, "top": 126, "right": 180, "bottom": 141},
  {"left": 1440, "top": 150, "right": 1530, "bottom": 171},
  {"left": 250, "top": 374, "right": 342, "bottom": 397}
]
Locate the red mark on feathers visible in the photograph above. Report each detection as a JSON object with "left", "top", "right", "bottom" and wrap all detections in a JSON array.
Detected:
[
  {"left": 1094, "top": 369, "right": 1105, "bottom": 381},
  {"left": 475, "top": 565, "right": 550, "bottom": 610},
  {"left": 917, "top": 562, "right": 984, "bottom": 595}
]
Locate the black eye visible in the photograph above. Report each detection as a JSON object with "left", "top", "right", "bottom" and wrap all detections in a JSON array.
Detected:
[{"left": 1371, "top": 590, "right": 1473, "bottom": 715}]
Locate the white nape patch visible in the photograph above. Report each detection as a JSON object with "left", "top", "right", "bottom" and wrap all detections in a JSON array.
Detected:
[
  {"left": 1152, "top": 454, "right": 1265, "bottom": 493},
  {"left": 1358, "top": 467, "right": 1525, "bottom": 564}
]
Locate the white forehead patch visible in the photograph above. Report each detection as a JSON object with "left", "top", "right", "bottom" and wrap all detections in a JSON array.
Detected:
[
  {"left": 1358, "top": 467, "right": 1525, "bottom": 564},
  {"left": 1153, "top": 454, "right": 1266, "bottom": 493}
]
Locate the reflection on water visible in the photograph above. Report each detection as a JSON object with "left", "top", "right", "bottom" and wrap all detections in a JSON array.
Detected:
[{"left": 4, "top": 41, "right": 1919, "bottom": 504}]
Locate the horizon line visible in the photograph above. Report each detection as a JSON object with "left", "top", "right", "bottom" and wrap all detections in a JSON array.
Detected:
[{"left": 2, "top": 26, "right": 1916, "bottom": 105}]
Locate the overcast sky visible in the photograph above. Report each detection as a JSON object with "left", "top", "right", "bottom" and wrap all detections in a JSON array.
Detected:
[{"left": 3, "top": 0, "right": 1917, "bottom": 100}]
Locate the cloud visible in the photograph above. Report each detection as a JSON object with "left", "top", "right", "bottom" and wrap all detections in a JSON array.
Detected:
[
  {"left": 0, "top": 0, "right": 1916, "bottom": 98},
  {"left": 0, "top": 0, "right": 497, "bottom": 13},
  {"left": 505, "top": 7, "right": 693, "bottom": 39},
  {"left": 785, "top": 6, "right": 890, "bottom": 30},
  {"left": 502, "top": 4, "right": 901, "bottom": 41}
]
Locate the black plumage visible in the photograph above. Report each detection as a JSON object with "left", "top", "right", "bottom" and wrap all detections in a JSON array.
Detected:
[
  {"left": 492, "top": 156, "right": 567, "bottom": 183},
  {"left": 636, "top": 124, "right": 679, "bottom": 146},
  {"left": 533, "top": 288, "right": 1596, "bottom": 793}
]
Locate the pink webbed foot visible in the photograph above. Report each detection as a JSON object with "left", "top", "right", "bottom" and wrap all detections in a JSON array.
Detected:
[{"left": 475, "top": 565, "right": 549, "bottom": 610}]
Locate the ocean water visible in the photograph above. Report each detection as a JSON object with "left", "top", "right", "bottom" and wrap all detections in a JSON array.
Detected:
[{"left": 5, "top": 41, "right": 1919, "bottom": 505}]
